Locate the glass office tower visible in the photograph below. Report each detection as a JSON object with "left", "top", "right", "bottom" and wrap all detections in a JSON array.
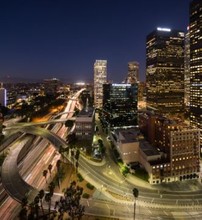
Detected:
[
  {"left": 189, "top": 0, "right": 202, "bottom": 136},
  {"left": 103, "top": 83, "right": 138, "bottom": 128}
]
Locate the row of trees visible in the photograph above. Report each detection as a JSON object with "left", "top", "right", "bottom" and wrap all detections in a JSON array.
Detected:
[{"left": 19, "top": 157, "right": 84, "bottom": 219}]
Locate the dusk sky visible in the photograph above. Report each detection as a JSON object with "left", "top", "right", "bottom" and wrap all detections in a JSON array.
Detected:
[{"left": 0, "top": 0, "right": 190, "bottom": 83}]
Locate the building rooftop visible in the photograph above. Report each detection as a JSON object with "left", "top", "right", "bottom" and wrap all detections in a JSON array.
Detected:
[
  {"left": 114, "top": 127, "right": 143, "bottom": 143},
  {"left": 77, "top": 107, "right": 94, "bottom": 118},
  {"left": 140, "top": 140, "right": 160, "bottom": 157}
]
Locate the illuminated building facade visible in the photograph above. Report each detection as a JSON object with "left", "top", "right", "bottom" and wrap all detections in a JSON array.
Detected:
[
  {"left": 146, "top": 27, "right": 185, "bottom": 114},
  {"left": 126, "top": 61, "right": 139, "bottom": 84},
  {"left": 0, "top": 83, "right": 7, "bottom": 107},
  {"left": 75, "top": 107, "right": 95, "bottom": 141},
  {"left": 94, "top": 60, "right": 107, "bottom": 108},
  {"left": 139, "top": 112, "right": 200, "bottom": 183},
  {"left": 103, "top": 83, "right": 138, "bottom": 128},
  {"left": 184, "top": 27, "right": 190, "bottom": 108},
  {"left": 189, "top": 0, "right": 202, "bottom": 139}
]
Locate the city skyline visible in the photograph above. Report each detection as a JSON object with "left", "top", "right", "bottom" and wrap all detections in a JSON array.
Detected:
[{"left": 0, "top": 0, "right": 190, "bottom": 83}]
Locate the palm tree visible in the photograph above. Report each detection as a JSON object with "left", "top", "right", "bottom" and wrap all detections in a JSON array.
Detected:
[
  {"left": 75, "top": 161, "right": 79, "bottom": 173},
  {"left": 28, "top": 202, "right": 35, "bottom": 220},
  {"left": 21, "top": 197, "right": 28, "bottom": 208},
  {"left": 48, "top": 164, "right": 53, "bottom": 177},
  {"left": 38, "top": 189, "right": 45, "bottom": 216},
  {"left": 43, "top": 169, "right": 48, "bottom": 183},
  {"left": 75, "top": 149, "right": 80, "bottom": 161},
  {"left": 48, "top": 181, "right": 55, "bottom": 196},
  {"left": 56, "top": 159, "right": 61, "bottom": 172},
  {"left": 33, "top": 195, "right": 40, "bottom": 219},
  {"left": 45, "top": 192, "right": 52, "bottom": 219},
  {"left": 132, "top": 188, "right": 139, "bottom": 220},
  {"left": 56, "top": 159, "right": 62, "bottom": 187},
  {"left": 54, "top": 201, "right": 59, "bottom": 210},
  {"left": 18, "top": 207, "right": 28, "bottom": 220}
]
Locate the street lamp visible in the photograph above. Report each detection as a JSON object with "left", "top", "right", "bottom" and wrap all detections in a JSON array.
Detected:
[{"left": 132, "top": 188, "right": 139, "bottom": 220}]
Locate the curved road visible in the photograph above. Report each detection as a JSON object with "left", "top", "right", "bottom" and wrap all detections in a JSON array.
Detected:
[{"left": 1, "top": 126, "right": 68, "bottom": 203}]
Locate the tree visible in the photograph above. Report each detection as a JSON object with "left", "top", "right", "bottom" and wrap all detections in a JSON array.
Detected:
[
  {"left": 56, "top": 160, "right": 62, "bottom": 188},
  {"left": 75, "top": 161, "right": 79, "bottom": 173},
  {"left": 21, "top": 197, "right": 28, "bottom": 207},
  {"left": 18, "top": 207, "right": 28, "bottom": 220},
  {"left": 48, "top": 164, "right": 53, "bottom": 177},
  {"left": 43, "top": 169, "right": 48, "bottom": 183},
  {"left": 132, "top": 188, "right": 139, "bottom": 220},
  {"left": 38, "top": 189, "right": 45, "bottom": 216},
  {"left": 75, "top": 149, "right": 80, "bottom": 161},
  {"left": 56, "top": 159, "right": 61, "bottom": 172},
  {"left": 45, "top": 192, "right": 52, "bottom": 217},
  {"left": 48, "top": 181, "right": 55, "bottom": 196},
  {"left": 65, "top": 120, "right": 74, "bottom": 128},
  {"left": 33, "top": 195, "right": 40, "bottom": 219},
  {"left": 19, "top": 197, "right": 28, "bottom": 220},
  {"left": 54, "top": 182, "right": 85, "bottom": 219}
]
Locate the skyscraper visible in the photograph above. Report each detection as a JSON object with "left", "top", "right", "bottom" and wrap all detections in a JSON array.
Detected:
[
  {"left": 184, "top": 27, "right": 190, "bottom": 108},
  {"left": 189, "top": 0, "right": 202, "bottom": 138},
  {"left": 103, "top": 83, "right": 138, "bottom": 128},
  {"left": 146, "top": 27, "right": 185, "bottom": 115},
  {"left": 126, "top": 61, "right": 139, "bottom": 84},
  {"left": 94, "top": 60, "right": 107, "bottom": 108},
  {"left": 0, "top": 83, "right": 7, "bottom": 107}
]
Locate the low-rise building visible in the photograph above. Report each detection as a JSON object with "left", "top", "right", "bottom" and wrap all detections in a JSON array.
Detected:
[
  {"left": 75, "top": 107, "right": 95, "bottom": 141},
  {"left": 111, "top": 128, "right": 143, "bottom": 164}
]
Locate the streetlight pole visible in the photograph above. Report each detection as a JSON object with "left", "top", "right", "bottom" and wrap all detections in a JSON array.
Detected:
[{"left": 132, "top": 188, "right": 139, "bottom": 220}]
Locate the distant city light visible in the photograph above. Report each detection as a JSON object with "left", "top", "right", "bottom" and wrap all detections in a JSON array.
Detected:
[
  {"left": 112, "top": 83, "right": 131, "bottom": 86},
  {"left": 75, "top": 82, "right": 85, "bottom": 85},
  {"left": 157, "top": 27, "right": 171, "bottom": 32},
  {"left": 178, "top": 32, "right": 185, "bottom": 37}
]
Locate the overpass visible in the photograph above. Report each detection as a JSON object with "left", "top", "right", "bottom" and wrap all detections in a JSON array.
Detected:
[
  {"left": 1, "top": 126, "right": 68, "bottom": 203},
  {"left": 4, "top": 117, "right": 76, "bottom": 130},
  {"left": 52, "top": 111, "right": 75, "bottom": 119}
]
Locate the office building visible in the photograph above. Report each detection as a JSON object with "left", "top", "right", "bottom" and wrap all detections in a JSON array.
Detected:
[
  {"left": 139, "top": 112, "right": 200, "bottom": 184},
  {"left": 0, "top": 83, "right": 7, "bottom": 107},
  {"left": 184, "top": 27, "right": 190, "bottom": 108},
  {"left": 94, "top": 60, "right": 107, "bottom": 108},
  {"left": 75, "top": 107, "right": 95, "bottom": 141},
  {"left": 146, "top": 27, "right": 185, "bottom": 114},
  {"left": 125, "top": 61, "right": 139, "bottom": 84},
  {"left": 189, "top": 0, "right": 202, "bottom": 141},
  {"left": 103, "top": 83, "right": 138, "bottom": 128}
]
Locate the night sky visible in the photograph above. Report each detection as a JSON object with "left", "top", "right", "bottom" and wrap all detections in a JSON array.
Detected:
[{"left": 0, "top": 0, "right": 191, "bottom": 83}]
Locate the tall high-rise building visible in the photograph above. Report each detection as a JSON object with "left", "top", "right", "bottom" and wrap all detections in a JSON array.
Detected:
[
  {"left": 94, "top": 60, "right": 107, "bottom": 108},
  {"left": 125, "top": 61, "right": 139, "bottom": 84},
  {"left": 184, "top": 27, "right": 190, "bottom": 108},
  {"left": 103, "top": 83, "right": 138, "bottom": 128},
  {"left": 0, "top": 83, "right": 7, "bottom": 107},
  {"left": 189, "top": 0, "right": 202, "bottom": 138},
  {"left": 146, "top": 27, "right": 185, "bottom": 114}
]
